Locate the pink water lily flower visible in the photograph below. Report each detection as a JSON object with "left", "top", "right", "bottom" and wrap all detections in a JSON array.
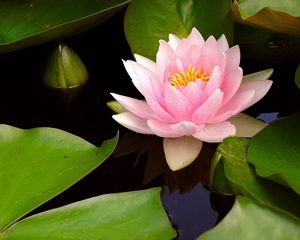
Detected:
[{"left": 111, "top": 28, "right": 272, "bottom": 171}]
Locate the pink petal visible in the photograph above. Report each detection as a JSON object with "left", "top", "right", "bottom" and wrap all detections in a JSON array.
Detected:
[
  {"left": 225, "top": 45, "right": 240, "bottom": 71},
  {"left": 217, "top": 34, "right": 229, "bottom": 52},
  {"left": 221, "top": 67, "right": 243, "bottom": 105},
  {"left": 123, "top": 60, "right": 175, "bottom": 122},
  {"left": 168, "top": 33, "right": 180, "bottom": 51},
  {"left": 147, "top": 120, "right": 182, "bottom": 138},
  {"left": 184, "top": 45, "right": 202, "bottom": 69},
  {"left": 122, "top": 60, "right": 154, "bottom": 98},
  {"left": 112, "top": 112, "right": 153, "bottom": 134},
  {"left": 146, "top": 96, "right": 176, "bottom": 122},
  {"left": 211, "top": 89, "right": 255, "bottom": 123},
  {"left": 192, "top": 89, "right": 224, "bottom": 124},
  {"left": 111, "top": 93, "right": 155, "bottom": 120},
  {"left": 186, "top": 27, "right": 205, "bottom": 47},
  {"left": 147, "top": 120, "right": 201, "bottom": 138},
  {"left": 238, "top": 79, "right": 273, "bottom": 108},
  {"left": 204, "top": 66, "right": 223, "bottom": 96},
  {"left": 193, "top": 121, "right": 236, "bottom": 142},
  {"left": 163, "top": 136, "right": 203, "bottom": 171},
  {"left": 181, "top": 81, "right": 206, "bottom": 107},
  {"left": 164, "top": 84, "right": 194, "bottom": 121},
  {"left": 134, "top": 54, "right": 157, "bottom": 74},
  {"left": 170, "top": 121, "right": 202, "bottom": 136},
  {"left": 201, "top": 36, "right": 220, "bottom": 73},
  {"left": 156, "top": 40, "right": 176, "bottom": 76}
]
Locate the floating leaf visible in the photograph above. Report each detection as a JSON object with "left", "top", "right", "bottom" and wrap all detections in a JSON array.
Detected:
[
  {"left": 124, "top": 0, "right": 233, "bottom": 60},
  {"left": 232, "top": 0, "right": 300, "bottom": 35},
  {"left": 248, "top": 113, "right": 300, "bottom": 194},
  {"left": 0, "top": 0, "right": 130, "bottom": 53},
  {"left": 198, "top": 196, "right": 300, "bottom": 240},
  {"left": 0, "top": 125, "right": 118, "bottom": 231},
  {"left": 0, "top": 188, "right": 176, "bottom": 240},
  {"left": 211, "top": 137, "right": 300, "bottom": 218}
]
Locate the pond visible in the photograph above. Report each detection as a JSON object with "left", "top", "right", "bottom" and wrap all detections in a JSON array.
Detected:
[{"left": 0, "top": 3, "right": 300, "bottom": 240}]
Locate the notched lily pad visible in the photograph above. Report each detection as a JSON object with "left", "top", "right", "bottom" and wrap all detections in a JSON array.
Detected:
[
  {"left": 248, "top": 113, "right": 300, "bottom": 194},
  {"left": 0, "top": 125, "right": 118, "bottom": 231},
  {"left": 198, "top": 196, "right": 300, "bottom": 240}
]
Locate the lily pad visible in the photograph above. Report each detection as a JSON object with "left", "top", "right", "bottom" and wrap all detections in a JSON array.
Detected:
[
  {"left": 198, "top": 196, "right": 300, "bottom": 240},
  {"left": 232, "top": 0, "right": 300, "bottom": 35},
  {"left": 124, "top": 0, "right": 233, "bottom": 60},
  {"left": 0, "top": 0, "right": 130, "bottom": 53},
  {"left": 0, "top": 188, "right": 176, "bottom": 240},
  {"left": 0, "top": 125, "right": 118, "bottom": 231},
  {"left": 211, "top": 137, "right": 300, "bottom": 218},
  {"left": 248, "top": 113, "right": 300, "bottom": 194}
]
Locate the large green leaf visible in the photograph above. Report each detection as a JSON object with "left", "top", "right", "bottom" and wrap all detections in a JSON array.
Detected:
[
  {"left": 198, "top": 196, "right": 300, "bottom": 240},
  {"left": 0, "top": 0, "right": 130, "bottom": 53},
  {"left": 124, "top": 0, "right": 233, "bottom": 60},
  {"left": 0, "top": 188, "right": 176, "bottom": 240},
  {"left": 0, "top": 125, "right": 118, "bottom": 231},
  {"left": 232, "top": 0, "right": 300, "bottom": 35},
  {"left": 248, "top": 113, "right": 300, "bottom": 194},
  {"left": 211, "top": 137, "right": 300, "bottom": 218}
]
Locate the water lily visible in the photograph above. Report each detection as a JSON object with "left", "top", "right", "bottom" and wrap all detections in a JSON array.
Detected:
[{"left": 111, "top": 28, "right": 272, "bottom": 171}]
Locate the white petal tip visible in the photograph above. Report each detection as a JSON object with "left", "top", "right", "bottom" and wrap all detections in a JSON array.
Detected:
[{"left": 163, "top": 137, "right": 203, "bottom": 171}]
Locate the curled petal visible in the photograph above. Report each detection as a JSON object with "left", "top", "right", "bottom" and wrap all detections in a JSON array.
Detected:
[
  {"left": 193, "top": 121, "right": 236, "bottom": 142},
  {"left": 134, "top": 54, "right": 157, "bottom": 74},
  {"left": 163, "top": 136, "right": 203, "bottom": 171},
  {"left": 112, "top": 112, "right": 153, "bottom": 135},
  {"left": 228, "top": 113, "right": 267, "bottom": 138}
]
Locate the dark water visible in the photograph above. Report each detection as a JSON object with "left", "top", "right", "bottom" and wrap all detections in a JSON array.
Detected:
[{"left": 0, "top": 10, "right": 299, "bottom": 240}]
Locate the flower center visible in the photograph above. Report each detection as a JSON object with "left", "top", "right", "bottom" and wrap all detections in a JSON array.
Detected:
[{"left": 170, "top": 65, "right": 210, "bottom": 87}]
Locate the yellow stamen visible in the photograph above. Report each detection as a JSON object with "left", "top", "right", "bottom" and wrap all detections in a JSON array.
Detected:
[{"left": 170, "top": 65, "right": 210, "bottom": 87}]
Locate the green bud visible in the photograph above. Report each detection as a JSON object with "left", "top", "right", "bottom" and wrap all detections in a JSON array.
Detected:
[
  {"left": 43, "top": 42, "right": 88, "bottom": 89},
  {"left": 106, "top": 101, "right": 126, "bottom": 113}
]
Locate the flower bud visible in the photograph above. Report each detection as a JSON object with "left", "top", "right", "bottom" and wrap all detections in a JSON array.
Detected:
[{"left": 43, "top": 42, "right": 88, "bottom": 89}]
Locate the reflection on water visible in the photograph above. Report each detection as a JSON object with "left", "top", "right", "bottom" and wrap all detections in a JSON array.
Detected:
[
  {"left": 162, "top": 184, "right": 218, "bottom": 240},
  {"left": 257, "top": 112, "right": 279, "bottom": 123}
]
